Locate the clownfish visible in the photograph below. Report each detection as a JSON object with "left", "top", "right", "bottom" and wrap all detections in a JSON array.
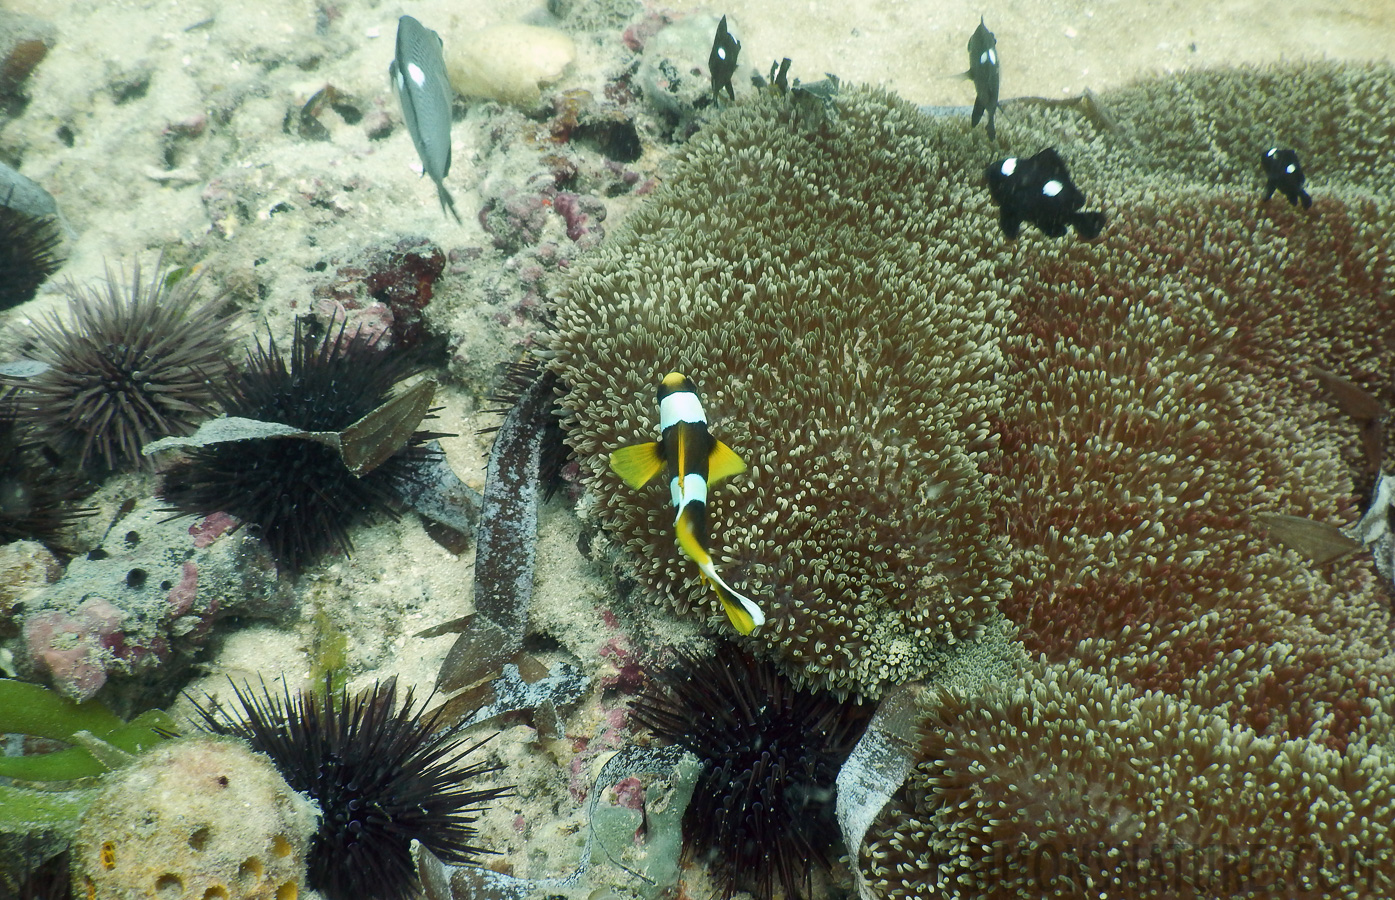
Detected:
[{"left": 609, "top": 372, "right": 765, "bottom": 635}]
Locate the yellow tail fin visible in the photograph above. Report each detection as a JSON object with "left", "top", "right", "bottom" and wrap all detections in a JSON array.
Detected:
[{"left": 700, "top": 565, "right": 765, "bottom": 635}]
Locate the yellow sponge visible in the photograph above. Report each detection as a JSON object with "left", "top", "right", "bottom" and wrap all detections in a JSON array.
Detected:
[{"left": 73, "top": 736, "right": 318, "bottom": 900}]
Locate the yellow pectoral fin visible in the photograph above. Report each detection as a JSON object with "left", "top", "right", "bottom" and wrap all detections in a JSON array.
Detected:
[
  {"left": 610, "top": 442, "right": 664, "bottom": 489},
  {"left": 707, "top": 440, "right": 746, "bottom": 485}
]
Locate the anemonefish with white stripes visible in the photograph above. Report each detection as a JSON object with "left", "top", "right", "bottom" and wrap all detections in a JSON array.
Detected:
[{"left": 609, "top": 372, "right": 766, "bottom": 635}]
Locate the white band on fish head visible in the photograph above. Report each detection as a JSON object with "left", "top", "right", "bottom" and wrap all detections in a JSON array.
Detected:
[{"left": 660, "top": 390, "right": 706, "bottom": 430}]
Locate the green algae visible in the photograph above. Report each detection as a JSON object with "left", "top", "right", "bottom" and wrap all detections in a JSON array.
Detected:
[{"left": 0, "top": 679, "right": 175, "bottom": 782}]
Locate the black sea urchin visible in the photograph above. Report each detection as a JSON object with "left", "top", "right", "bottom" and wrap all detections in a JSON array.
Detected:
[
  {"left": 630, "top": 646, "right": 873, "bottom": 900},
  {"left": 1, "top": 261, "right": 233, "bottom": 471},
  {"left": 0, "top": 204, "right": 62, "bottom": 311},
  {"left": 191, "top": 678, "right": 507, "bottom": 900},
  {"left": 0, "top": 405, "right": 93, "bottom": 549},
  {"left": 158, "top": 318, "right": 441, "bottom": 573}
]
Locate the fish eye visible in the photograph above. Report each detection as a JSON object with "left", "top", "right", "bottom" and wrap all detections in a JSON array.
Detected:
[
  {"left": 1001, "top": 158, "right": 1018, "bottom": 176},
  {"left": 1042, "top": 179, "right": 1064, "bottom": 197}
]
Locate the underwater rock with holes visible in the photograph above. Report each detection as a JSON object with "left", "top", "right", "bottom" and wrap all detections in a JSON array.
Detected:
[
  {"left": 12, "top": 499, "right": 294, "bottom": 704},
  {"left": 71, "top": 736, "right": 318, "bottom": 900}
]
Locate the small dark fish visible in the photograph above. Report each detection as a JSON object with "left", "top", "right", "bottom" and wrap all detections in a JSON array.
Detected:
[
  {"left": 966, "top": 17, "right": 1000, "bottom": 140},
  {"left": 1261, "top": 147, "right": 1312, "bottom": 209},
  {"left": 985, "top": 147, "right": 1105, "bottom": 239},
  {"left": 768, "top": 57, "right": 791, "bottom": 94},
  {"left": 709, "top": 15, "right": 741, "bottom": 103},
  {"left": 390, "top": 15, "right": 461, "bottom": 223}
]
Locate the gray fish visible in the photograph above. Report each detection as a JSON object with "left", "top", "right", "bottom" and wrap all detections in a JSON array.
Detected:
[
  {"left": 390, "top": 15, "right": 460, "bottom": 223},
  {"left": 966, "top": 17, "right": 1000, "bottom": 140}
]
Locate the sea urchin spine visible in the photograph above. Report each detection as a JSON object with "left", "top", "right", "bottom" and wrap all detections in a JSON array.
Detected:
[
  {"left": 2, "top": 260, "right": 233, "bottom": 472},
  {"left": 157, "top": 317, "right": 443, "bottom": 573},
  {"left": 0, "top": 203, "right": 62, "bottom": 311},
  {"left": 191, "top": 677, "right": 508, "bottom": 900},
  {"left": 631, "top": 645, "right": 872, "bottom": 900}
]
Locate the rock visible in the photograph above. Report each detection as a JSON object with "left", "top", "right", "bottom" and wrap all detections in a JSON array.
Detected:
[
  {"left": 72, "top": 737, "right": 318, "bottom": 900},
  {"left": 0, "top": 540, "right": 61, "bottom": 638},
  {"left": 446, "top": 24, "right": 575, "bottom": 106},
  {"left": 635, "top": 14, "right": 724, "bottom": 119}
]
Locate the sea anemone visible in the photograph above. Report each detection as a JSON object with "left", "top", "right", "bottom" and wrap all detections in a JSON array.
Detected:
[
  {"left": 861, "top": 660, "right": 1395, "bottom": 899},
  {"left": 157, "top": 317, "right": 442, "bottom": 573},
  {"left": 0, "top": 204, "right": 62, "bottom": 312},
  {"left": 557, "top": 58, "right": 1395, "bottom": 899},
  {"left": 190, "top": 677, "right": 507, "bottom": 900},
  {"left": 1, "top": 261, "right": 234, "bottom": 471},
  {"left": 550, "top": 61, "right": 1395, "bottom": 713},
  {"left": 552, "top": 78, "right": 1013, "bottom": 698},
  {"left": 630, "top": 644, "right": 872, "bottom": 900}
]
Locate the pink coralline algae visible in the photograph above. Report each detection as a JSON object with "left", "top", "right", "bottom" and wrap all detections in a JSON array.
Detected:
[
  {"left": 610, "top": 776, "right": 645, "bottom": 811},
  {"left": 552, "top": 191, "right": 606, "bottom": 246},
  {"left": 312, "top": 237, "right": 445, "bottom": 347},
  {"left": 188, "top": 512, "right": 236, "bottom": 549},
  {"left": 479, "top": 184, "right": 552, "bottom": 253},
  {"left": 166, "top": 561, "right": 198, "bottom": 617},
  {"left": 23, "top": 597, "right": 126, "bottom": 700},
  {"left": 17, "top": 499, "right": 289, "bottom": 701}
]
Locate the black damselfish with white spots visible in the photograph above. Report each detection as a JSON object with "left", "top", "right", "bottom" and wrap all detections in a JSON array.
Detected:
[
  {"left": 1261, "top": 146, "right": 1312, "bottom": 208},
  {"left": 966, "top": 17, "right": 1000, "bottom": 140},
  {"left": 985, "top": 146, "right": 1105, "bottom": 239},
  {"left": 709, "top": 15, "right": 740, "bottom": 103}
]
